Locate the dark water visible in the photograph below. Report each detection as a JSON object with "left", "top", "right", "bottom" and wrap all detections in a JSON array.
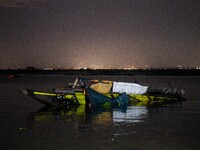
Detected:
[{"left": 1, "top": 75, "right": 200, "bottom": 150}]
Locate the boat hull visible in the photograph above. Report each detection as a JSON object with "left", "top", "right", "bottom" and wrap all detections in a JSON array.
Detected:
[
  {"left": 21, "top": 89, "right": 86, "bottom": 107},
  {"left": 21, "top": 88, "right": 185, "bottom": 107}
]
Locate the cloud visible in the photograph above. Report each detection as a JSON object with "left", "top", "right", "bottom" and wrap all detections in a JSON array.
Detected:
[{"left": 0, "top": 0, "right": 49, "bottom": 8}]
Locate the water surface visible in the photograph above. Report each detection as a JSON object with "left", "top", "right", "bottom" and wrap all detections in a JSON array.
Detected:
[{"left": 0, "top": 75, "right": 200, "bottom": 150}]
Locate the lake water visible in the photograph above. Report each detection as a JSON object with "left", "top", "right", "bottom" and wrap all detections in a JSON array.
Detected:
[{"left": 0, "top": 75, "right": 200, "bottom": 150}]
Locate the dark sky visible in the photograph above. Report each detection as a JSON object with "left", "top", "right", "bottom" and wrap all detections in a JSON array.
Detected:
[{"left": 0, "top": 0, "right": 200, "bottom": 69}]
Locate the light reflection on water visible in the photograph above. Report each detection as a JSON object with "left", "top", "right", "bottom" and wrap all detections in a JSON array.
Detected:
[
  {"left": 26, "top": 104, "right": 149, "bottom": 143},
  {"left": 29, "top": 105, "right": 148, "bottom": 125},
  {"left": 29, "top": 105, "right": 87, "bottom": 124},
  {"left": 113, "top": 106, "right": 148, "bottom": 124},
  {"left": 28, "top": 104, "right": 149, "bottom": 132}
]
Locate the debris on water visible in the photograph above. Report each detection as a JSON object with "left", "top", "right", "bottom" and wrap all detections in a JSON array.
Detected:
[
  {"left": 7, "top": 74, "right": 16, "bottom": 79},
  {"left": 19, "top": 127, "right": 26, "bottom": 131}
]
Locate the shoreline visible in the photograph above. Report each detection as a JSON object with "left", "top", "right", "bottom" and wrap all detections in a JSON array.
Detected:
[{"left": 1, "top": 68, "right": 200, "bottom": 76}]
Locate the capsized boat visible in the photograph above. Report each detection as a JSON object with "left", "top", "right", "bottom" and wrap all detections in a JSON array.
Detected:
[{"left": 20, "top": 78, "right": 186, "bottom": 107}]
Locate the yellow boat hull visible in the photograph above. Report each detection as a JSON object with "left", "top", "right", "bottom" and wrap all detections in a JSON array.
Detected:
[{"left": 21, "top": 89, "right": 184, "bottom": 107}]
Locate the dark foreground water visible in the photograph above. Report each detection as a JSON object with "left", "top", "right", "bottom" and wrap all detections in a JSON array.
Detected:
[{"left": 0, "top": 75, "right": 200, "bottom": 150}]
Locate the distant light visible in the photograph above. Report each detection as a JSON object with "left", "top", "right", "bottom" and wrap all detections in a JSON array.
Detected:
[
  {"left": 123, "top": 68, "right": 132, "bottom": 70},
  {"left": 44, "top": 68, "right": 53, "bottom": 70}
]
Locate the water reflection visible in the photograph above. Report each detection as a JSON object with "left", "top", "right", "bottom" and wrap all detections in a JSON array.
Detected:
[
  {"left": 113, "top": 106, "right": 148, "bottom": 124},
  {"left": 30, "top": 105, "right": 86, "bottom": 123},
  {"left": 28, "top": 104, "right": 148, "bottom": 128}
]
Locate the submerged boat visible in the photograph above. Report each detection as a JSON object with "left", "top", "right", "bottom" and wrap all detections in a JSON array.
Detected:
[{"left": 21, "top": 78, "right": 186, "bottom": 107}]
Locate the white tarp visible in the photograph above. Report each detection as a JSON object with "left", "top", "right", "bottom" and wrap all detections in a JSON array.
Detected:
[{"left": 112, "top": 82, "right": 148, "bottom": 94}]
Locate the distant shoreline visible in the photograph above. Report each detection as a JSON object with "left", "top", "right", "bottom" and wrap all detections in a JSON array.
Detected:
[{"left": 1, "top": 69, "right": 200, "bottom": 76}]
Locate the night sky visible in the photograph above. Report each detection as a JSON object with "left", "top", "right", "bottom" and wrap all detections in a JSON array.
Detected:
[{"left": 0, "top": 0, "right": 200, "bottom": 69}]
